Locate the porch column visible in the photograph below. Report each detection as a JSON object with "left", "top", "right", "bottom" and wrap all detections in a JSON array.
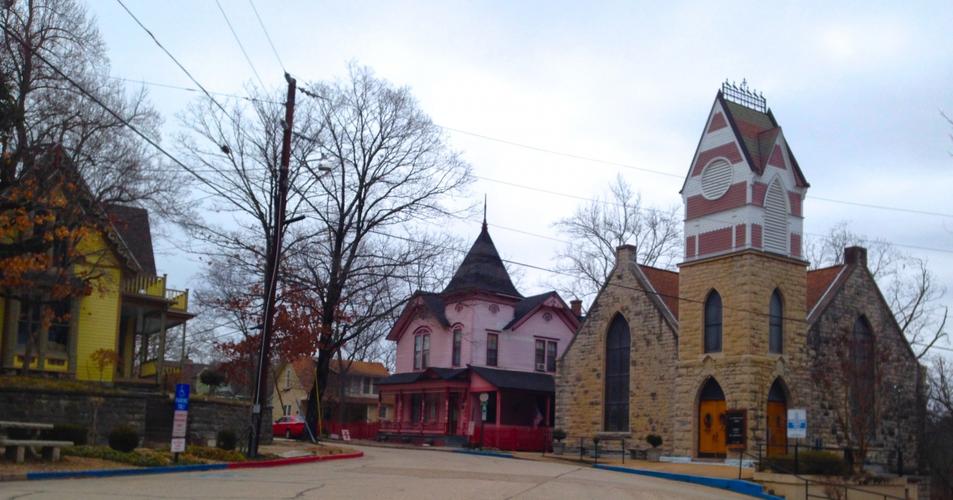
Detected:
[
  {"left": 1, "top": 298, "right": 19, "bottom": 370},
  {"left": 444, "top": 387, "right": 450, "bottom": 434},
  {"left": 419, "top": 393, "right": 425, "bottom": 435},
  {"left": 156, "top": 309, "right": 167, "bottom": 385},
  {"left": 136, "top": 310, "right": 146, "bottom": 375},
  {"left": 545, "top": 394, "right": 551, "bottom": 428},
  {"left": 36, "top": 315, "right": 48, "bottom": 371},
  {"left": 397, "top": 391, "right": 402, "bottom": 433},
  {"left": 495, "top": 390, "right": 502, "bottom": 448},
  {"left": 122, "top": 317, "right": 134, "bottom": 377},
  {"left": 68, "top": 300, "right": 80, "bottom": 377}
]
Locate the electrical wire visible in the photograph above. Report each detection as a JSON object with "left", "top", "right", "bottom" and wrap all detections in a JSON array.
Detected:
[
  {"left": 214, "top": 0, "right": 267, "bottom": 90},
  {"left": 248, "top": 0, "right": 286, "bottom": 71},
  {"left": 111, "top": 77, "right": 282, "bottom": 105}
]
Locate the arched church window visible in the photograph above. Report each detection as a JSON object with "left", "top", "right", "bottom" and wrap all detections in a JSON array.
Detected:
[
  {"left": 604, "top": 315, "right": 630, "bottom": 432},
  {"left": 704, "top": 291, "right": 723, "bottom": 353},
  {"left": 769, "top": 290, "right": 783, "bottom": 354},
  {"left": 764, "top": 178, "right": 788, "bottom": 254},
  {"left": 850, "top": 316, "right": 875, "bottom": 416}
]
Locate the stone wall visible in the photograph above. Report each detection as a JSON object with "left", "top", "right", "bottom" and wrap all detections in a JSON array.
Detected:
[
  {"left": 673, "top": 250, "right": 809, "bottom": 457},
  {"left": 806, "top": 261, "right": 923, "bottom": 471},
  {"left": 0, "top": 384, "right": 271, "bottom": 447},
  {"left": 556, "top": 246, "right": 679, "bottom": 454}
]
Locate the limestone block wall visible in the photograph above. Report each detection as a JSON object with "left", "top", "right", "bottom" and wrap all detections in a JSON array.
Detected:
[
  {"left": 556, "top": 246, "right": 678, "bottom": 454},
  {"left": 673, "top": 251, "right": 809, "bottom": 457},
  {"left": 806, "top": 265, "right": 923, "bottom": 470}
]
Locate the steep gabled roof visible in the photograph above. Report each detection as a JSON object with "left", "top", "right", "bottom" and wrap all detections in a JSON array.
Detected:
[
  {"left": 442, "top": 223, "right": 521, "bottom": 298},
  {"left": 105, "top": 205, "right": 156, "bottom": 275},
  {"left": 719, "top": 94, "right": 809, "bottom": 187},
  {"left": 639, "top": 265, "right": 679, "bottom": 319},
  {"left": 806, "top": 265, "right": 846, "bottom": 315},
  {"left": 385, "top": 291, "right": 450, "bottom": 341}
]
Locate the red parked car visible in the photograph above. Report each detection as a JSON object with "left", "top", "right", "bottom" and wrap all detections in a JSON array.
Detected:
[{"left": 273, "top": 415, "right": 306, "bottom": 439}]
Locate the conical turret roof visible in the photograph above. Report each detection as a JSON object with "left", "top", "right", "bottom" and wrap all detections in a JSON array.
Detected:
[{"left": 442, "top": 223, "right": 521, "bottom": 298}]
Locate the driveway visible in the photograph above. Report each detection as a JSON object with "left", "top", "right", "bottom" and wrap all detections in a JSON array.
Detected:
[{"left": 1, "top": 444, "right": 750, "bottom": 499}]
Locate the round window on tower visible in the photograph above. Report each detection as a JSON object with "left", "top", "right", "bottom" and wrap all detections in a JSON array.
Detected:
[{"left": 700, "top": 159, "right": 733, "bottom": 200}]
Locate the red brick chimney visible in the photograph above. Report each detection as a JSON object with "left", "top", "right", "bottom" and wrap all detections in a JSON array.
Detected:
[
  {"left": 844, "top": 246, "right": 867, "bottom": 267},
  {"left": 570, "top": 299, "right": 582, "bottom": 318}
]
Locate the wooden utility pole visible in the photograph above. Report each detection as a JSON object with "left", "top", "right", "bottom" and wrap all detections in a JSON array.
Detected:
[{"left": 248, "top": 73, "right": 296, "bottom": 458}]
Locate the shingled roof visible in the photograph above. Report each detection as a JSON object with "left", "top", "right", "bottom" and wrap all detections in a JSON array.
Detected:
[
  {"left": 442, "top": 223, "right": 521, "bottom": 298},
  {"left": 470, "top": 366, "right": 554, "bottom": 392},
  {"left": 639, "top": 265, "right": 680, "bottom": 319},
  {"left": 719, "top": 94, "right": 810, "bottom": 188},
  {"left": 106, "top": 205, "right": 157, "bottom": 275}
]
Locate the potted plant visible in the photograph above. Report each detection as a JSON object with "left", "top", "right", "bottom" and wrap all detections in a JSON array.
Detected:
[
  {"left": 645, "top": 434, "right": 663, "bottom": 461},
  {"left": 552, "top": 428, "right": 567, "bottom": 455}
]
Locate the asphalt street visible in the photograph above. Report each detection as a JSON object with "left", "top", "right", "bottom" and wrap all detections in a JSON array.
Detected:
[{"left": 1, "top": 444, "right": 749, "bottom": 499}]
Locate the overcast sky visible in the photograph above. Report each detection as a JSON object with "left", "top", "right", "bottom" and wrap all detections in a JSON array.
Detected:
[{"left": 85, "top": 1, "right": 953, "bottom": 357}]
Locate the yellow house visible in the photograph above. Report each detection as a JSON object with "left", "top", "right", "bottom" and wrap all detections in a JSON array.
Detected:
[{"left": 0, "top": 196, "right": 193, "bottom": 383}]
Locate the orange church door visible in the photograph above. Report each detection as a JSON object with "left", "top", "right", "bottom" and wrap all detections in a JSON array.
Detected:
[
  {"left": 766, "top": 401, "right": 787, "bottom": 456},
  {"left": 766, "top": 379, "right": 788, "bottom": 457},
  {"left": 697, "top": 378, "right": 727, "bottom": 457}
]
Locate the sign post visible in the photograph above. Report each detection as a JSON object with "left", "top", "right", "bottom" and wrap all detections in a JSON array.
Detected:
[
  {"left": 787, "top": 408, "right": 807, "bottom": 475},
  {"left": 171, "top": 384, "right": 190, "bottom": 462},
  {"left": 479, "top": 393, "right": 489, "bottom": 450}
]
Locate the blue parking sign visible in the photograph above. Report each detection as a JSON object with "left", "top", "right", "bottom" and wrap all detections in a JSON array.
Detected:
[{"left": 174, "top": 384, "right": 190, "bottom": 411}]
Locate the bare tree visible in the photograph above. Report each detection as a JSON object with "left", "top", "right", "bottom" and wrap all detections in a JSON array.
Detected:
[
  {"left": 806, "top": 222, "right": 948, "bottom": 359},
  {"left": 926, "top": 358, "right": 953, "bottom": 496},
  {"left": 552, "top": 173, "right": 681, "bottom": 303},
  {"left": 0, "top": 0, "right": 187, "bottom": 218},
  {"left": 291, "top": 64, "right": 471, "bottom": 417}
]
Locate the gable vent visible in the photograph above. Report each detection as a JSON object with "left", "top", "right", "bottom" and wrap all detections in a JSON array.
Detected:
[
  {"left": 764, "top": 179, "right": 788, "bottom": 254},
  {"left": 701, "top": 159, "right": 733, "bottom": 200}
]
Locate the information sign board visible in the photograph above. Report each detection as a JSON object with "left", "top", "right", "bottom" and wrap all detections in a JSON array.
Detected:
[
  {"left": 787, "top": 408, "right": 807, "bottom": 439},
  {"left": 725, "top": 409, "right": 747, "bottom": 449}
]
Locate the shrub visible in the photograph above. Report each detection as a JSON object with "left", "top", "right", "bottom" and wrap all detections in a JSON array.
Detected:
[
  {"left": 552, "top": 429, "right": 567, "bottom": 441},
  {"left": 764, "top": 450, "right": 849, "bottom": 476},
  {"left": 108, "top": 425, "right": 140, "bottom": 453},
  {"left": 200, "top": 369, "right": 227, "bottom": 393},
  {"left": 646, "top": 434, "right": 663, "bottom": 448},
  {"left": 64, "top": 445, "right": 203, "bottom": 467},
  {"left": 216, "top": 429, "right": 237, "bottom": 451},
  {"left": 47, "top": 424, "right": 89, "bottom": 445}
]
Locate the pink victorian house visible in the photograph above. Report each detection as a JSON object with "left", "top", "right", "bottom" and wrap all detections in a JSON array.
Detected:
[{"left": 377, "top": 223, "right": 580, "bottom": 450}]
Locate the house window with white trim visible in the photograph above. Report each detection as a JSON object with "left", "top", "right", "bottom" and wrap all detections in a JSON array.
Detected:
[
  {"left": 414, "top": 333, "right": 430, "bottom": 370},
  {"left": 534, "top": 339, "right": 558, "bottom": 372},
  {"left": 486, "top": 333, "right": 498, "bottom": 367},
  {"left": 452, "top": 328, "right": 462, "bottom": 366}
]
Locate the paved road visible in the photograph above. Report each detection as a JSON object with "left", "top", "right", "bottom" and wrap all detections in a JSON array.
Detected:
[{"left": 1, "top": 445, "right": 749, "bottom": 499}]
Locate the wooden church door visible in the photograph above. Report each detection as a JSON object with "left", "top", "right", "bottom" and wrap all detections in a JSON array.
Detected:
[
  {"left": 766, "top": 380, "right": 788, "bottom": 457},
  {"left": 697, "top": 378, "right": 727, "bottom": 457}
]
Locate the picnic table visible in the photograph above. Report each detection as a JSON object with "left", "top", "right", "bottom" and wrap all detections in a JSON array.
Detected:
[{"left": 0, "top": 420, "right": 73, "bottom": 464}]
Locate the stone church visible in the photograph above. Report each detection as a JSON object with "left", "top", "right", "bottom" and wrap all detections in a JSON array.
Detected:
[{"left": 556, "top": 86, "right": 924, "bottom": 467}]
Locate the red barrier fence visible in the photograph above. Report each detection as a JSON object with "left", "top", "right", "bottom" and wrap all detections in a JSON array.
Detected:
[
  {"left": 468, "top": 425, "right": 552, "bottom": 452},
  {"left": 324, "top": 421, "right": 380, "bottom": 440}
]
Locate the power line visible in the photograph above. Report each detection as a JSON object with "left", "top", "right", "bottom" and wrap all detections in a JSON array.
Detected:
[
  {"left": 214, "top": 0, "right": 267, "bottom": 90},
  {"left": 124, "top": 74, "right": 953, "bottom": 221},
  {"left": 111, "top": 77, "right": 281, "bottom": 105},
  {"left": 248, "top": 0, "right": 286, "bottom": 71},
  {"left": 115, "top": 0, "right": 233, "bottom": 119},
  {"left": 441, "top": 126, "right": 953, "bottom": 219}
]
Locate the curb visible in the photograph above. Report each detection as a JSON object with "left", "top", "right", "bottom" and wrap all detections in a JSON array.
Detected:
[
  {"left": 451, "top": 449, "right": 515, "bottom": 459},
  {"left": 19, "top": 451, "right": 364, "bottom": 481},
  {"left": 593, "top": 464, "right": 783, "bottom": 500}
]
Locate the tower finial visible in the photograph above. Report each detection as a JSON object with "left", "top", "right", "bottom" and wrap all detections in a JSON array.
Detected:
[{"left": 483, "top": 194, "right": 487, "bottom": 228}]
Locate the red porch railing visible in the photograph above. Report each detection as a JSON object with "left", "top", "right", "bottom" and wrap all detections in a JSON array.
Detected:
[
  {"left": 469, "top": 425, "right": 552, "bottom": 452},
  {"left": 324, "top": 421, "right": 380, "bottom": 440}
]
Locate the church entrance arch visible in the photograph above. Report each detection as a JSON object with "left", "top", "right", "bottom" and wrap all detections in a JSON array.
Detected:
[
  {"left": 766, "top": 378, "right": 788, "bottom": 457},
  {"left": 697, "top": 377, "right": 726, "bottom": 457}
]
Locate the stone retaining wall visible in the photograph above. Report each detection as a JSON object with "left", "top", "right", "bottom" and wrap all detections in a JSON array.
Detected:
[{"left": 0, "top": 385, "right": 271, "bottom": 447}]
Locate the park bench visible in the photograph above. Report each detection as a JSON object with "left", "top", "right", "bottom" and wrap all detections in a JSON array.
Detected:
[{"left": 0, "top": 421, "right": 73, "bottom": 464}]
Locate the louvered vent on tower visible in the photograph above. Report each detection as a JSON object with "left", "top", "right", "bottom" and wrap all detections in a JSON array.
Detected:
[
  {"left": 701, "top": 159, "right": 733, "bottom": 200},
  {"left": 764, "top": 180, "right": 788, "bottom": 254}
]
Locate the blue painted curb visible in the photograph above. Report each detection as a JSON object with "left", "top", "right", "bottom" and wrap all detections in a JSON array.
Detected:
[
  {"left": 26, "top": 462, "right": 228, "bottom": 481},
  {"left": 452, "top": 449, "right": 515, "bottom": 459},
  {"left": 594, "top": 464, "right": 783, "bottom": 500}
]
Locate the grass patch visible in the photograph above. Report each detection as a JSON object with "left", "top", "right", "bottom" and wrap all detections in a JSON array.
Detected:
[
  {"left": 184, "top": 445, "right": 245, "bottom": 462},
  {"left": 64, "top": 446, "right": 204, "bottom": 467}
]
